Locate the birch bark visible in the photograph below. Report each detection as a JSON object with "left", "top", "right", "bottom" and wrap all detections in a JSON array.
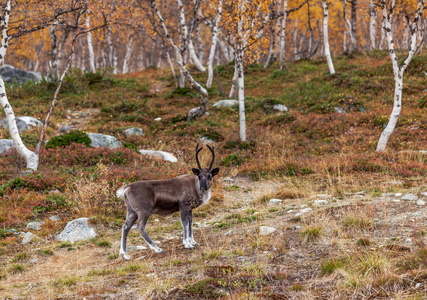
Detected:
[
  {"left": 123, "top": 36, "right": 134, "bottom": 74},
  {"left": 322, "top": 0, "right": 335, "bottom": 74},
  {"left": 177, "top": 0, "right": 206, "bottom": 72},
  {"left": 279, "top": 0, "right": 288, "bottom": 70},
  {"left": 206, "top": 0, "right": 223, "bottom": 88},
  {"left": 376, "top": 0, "right": 424, "bottom": 152},
  {"left": 0, "top": 0, "right": 11, "bottom": 65},
  {"left": 86, "top": 13, "right": 96, "bottom": 72},
  {"left": 369, "top": 0, "right": 377, "bottom": 50}
]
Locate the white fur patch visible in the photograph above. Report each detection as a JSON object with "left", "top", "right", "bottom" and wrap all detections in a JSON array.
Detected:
[
  {"left": 116, "top": 186, "right": 127, "bottom": 198},
  {"left": 200, "top": 189, "right": 211, "bottom": 206}
]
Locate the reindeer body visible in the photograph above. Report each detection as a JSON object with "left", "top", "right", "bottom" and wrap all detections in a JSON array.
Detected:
[{"left": 117, "top": 145, "right": 218, "bottom": 259}]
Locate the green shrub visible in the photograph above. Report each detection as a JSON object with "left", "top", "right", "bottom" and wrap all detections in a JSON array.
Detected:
[
  {"left": 45, "top": 130, "right": 91, "bottom": 149},
  {"left": 123, "top": 142, "right": 139, "bottom": 153},
  {"left": 222, "top": 153, "right": 245, "bottom": 167}
]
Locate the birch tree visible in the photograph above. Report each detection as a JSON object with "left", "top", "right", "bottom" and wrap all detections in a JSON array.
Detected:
[
  {"left": 86, "top": 11, "right": 96, "bottom": 72},
  {"left": 376, "top": 0, "right": 424, "bottom": 152},
  {"left": 343, "top": 0, "right": 356, "bottom": 54},
  {"left": 122, "top": 34, "right": 134, "bottom": 74},
  {"left": 322, "top": 0, "right": 335, "bottom": 74},
  {"left": 369, "top": 0, "right": 378, "bottom": 50},
  {"left": 206, "top": 0, "right": 223, "bottom": 88}
]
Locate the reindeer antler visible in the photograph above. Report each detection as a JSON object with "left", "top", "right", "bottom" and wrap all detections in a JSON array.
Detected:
[
  {"left": 207, "top": 144, "right": 215, "bottom": 170},
  {"left": 195, "top": 143, "right": 203, "bottom": 169}
]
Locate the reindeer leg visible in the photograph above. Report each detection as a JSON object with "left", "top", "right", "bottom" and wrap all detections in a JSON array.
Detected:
[
  {"left": 137, "top": 212, "right": 163, "bottom": 253},
  {"left": 120, "top": 211, "right": 138, "bottom": 260},
  {"left": 188, "top": 210, "right": 198, "bottom": 246},
  {"left": 180, "top": 209, "right": 195, "bottom": 249}
]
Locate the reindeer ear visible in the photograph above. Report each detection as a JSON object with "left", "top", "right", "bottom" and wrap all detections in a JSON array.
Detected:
[
  {"left": 192, "top": 168, "right": 200, "bottom": 176},
  {"left": 211, "top": 168, "right": 219, "bottom": 177}
]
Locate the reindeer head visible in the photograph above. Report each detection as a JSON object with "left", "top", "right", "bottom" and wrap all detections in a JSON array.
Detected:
[{"left": 192, "top": 143, "right": 219, "bottom": 192}]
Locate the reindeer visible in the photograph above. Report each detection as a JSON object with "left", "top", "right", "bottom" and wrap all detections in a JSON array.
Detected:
[{"left": 116, "top": 144, "right": 219, "bottom": 259}]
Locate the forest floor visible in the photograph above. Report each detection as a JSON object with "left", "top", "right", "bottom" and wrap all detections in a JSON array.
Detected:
[{"left": 0, "top": 51, "right": 427, "bottom": 299}]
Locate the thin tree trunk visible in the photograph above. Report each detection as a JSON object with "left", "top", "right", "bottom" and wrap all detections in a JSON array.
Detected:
[
  {"left": 322, "top": 0, "right": 335, "bottom": 74},
  {"left": 229, "top": 61, "right": 238, "bottom": 98},
  {"left": 274, "top": 0, "right": 282, "bottom": 57},
  {"left": 49, "top": 21, "right": 59, "bottom": 80},
  {"left": 369, "top": 0, "right": 377, "bottom": 50},
  {"left": 376, "top": 0, "right": 424, "bottom": 152},
  {"left": 86, "top": 14, "right": 96, "bottom": 72},
  {"left": 165, "top": 49, "right": 178, "bottom": 88},
  {"left": 0, "top": 0, "right": 11, "bottom": 65},
  {"left": 293, "top": 18, "right": 299, "bottom": 60},
  {"left": 279, "top": 0, "right": 288, "bottom": 69},
  {"left": 0, "top": 79, "right": 39, "bottom": 171},
  {"left": 237, "top": 45, "right": 246, "bottom": 142},
  {"left": 264, "top": 28, "right": 276, "bottom": 68},
  {"left": 123, "top": 36, "right": 134, "bottom": 74},
  {"left": 206, "top": 0, "right": 223, "bottom": 88},
  {"left": 218, "top": 39, "right": 230, "bottom": 61},
  {"left": 350, "top": 0, "right": 357, "bottom": 53}
]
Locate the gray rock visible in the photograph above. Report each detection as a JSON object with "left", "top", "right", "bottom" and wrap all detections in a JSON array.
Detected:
[
  {"left": 421, "top": 192, "right": 427, "bottom": 197},
  {"left": 0, "top": 65, "right": 42, "bottom": 84},
  {"left": 273, "top": 104, "right": 288, "bottom": 112},
  {"left": 269, "top": 199, "right": 282, "bottom": 205},
  {"left": 334, "top": 107, "right": 346, "bottom": 114},
  {"left": 27, "top": 222, "right": 43, "bottom": 231},
  {"left": 0, "top": 139, "right": 14, "bottom": 154},
  {"left": 381, "top": 193, "right": 394, "bottom": 197},
  {"left": 139, "top": 149, "right": 178, "bottom": 163},
  {"left": 213, "top": 100, "right": 238, "bottom": 108},
  {"left": 55, "top": 217, "right": 96, "bottom": 242},
  {"left": 1, "top": 116, "right": 43, "bottom": 133},
  {"left": 313, "top": 200, "right": 328, "bottom": 206},
  {"left": 22, "top": 232, "right": 37, "bottom": 245},
  {"left": 123, "top": 127, "right": 143, "bottom": 137},
  {"left": 80, "top": 112, "right": 87, "bottom": 118},
  {"left": 59, "top": 125, "right": 72, "bottom": 133},
  {"left": 395, "top": 193, "right": 402, "bottom": 197},
  {"left": 154, "top": 117, "right": 162, "bottom": 121},
  {"left": 200, "top": 137, "right": 215, "bottom": 144},
  {"left": 259, "top": 226, "right": 276, "bottom": 236},
  {"left": 295, "top": 207, "right": 312, "bottom": 217},
  {"left": 87, "top": 133, "right": 122, "bottom": 149},
  {"left": 413, "top": 211, "right": 422, "bottom": 216},
  {"left": 49, "top": 216, "right": 60, "bottom": 221},
  {"left": 295, "top": 226, "right": 301, "bottom": 230},
  {"left": 402, "top": 194, "right": 419, "bottom": 201},
  {"left": 187, "top": 107, "right": 203, "bottom": 122},
  {"left": 416, "top": 200, "right": 425, "bottom": 206},
  {"left": 30, "top": 258, "right": 39, "bottom": 263},
  {"left": 222, "top": 177, "right": 235, "bottom": 183}
]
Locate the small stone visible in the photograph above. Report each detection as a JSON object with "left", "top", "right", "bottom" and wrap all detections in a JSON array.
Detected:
[
  {"left": 295, "top": 208, "right": 312, "bottom": 217},
  {"left": 59, "top": 125, "right": 72, "bottom": 133},
  {"left": 139, "top": 150, "right": 178, "bottom": 163},
  {"left": 136, "top": 246, "right": 147, "bottom": 250},
  {"left": 154, "top": 219, "right": 160, "bottom": 222},
  {"left": 415, "top": 283, "right": 421, "bottom": 289},
  {"left": 294, "top": 226, "right": 301, "bottom": 230},
  {"left": 127, "top": 246, "right": 136, "bottom": 251},
  {"left": 154, "top": 241, "right": 161, "bottom": 244},
  {"left": 421, "top": 192, "right": 427, "bottom": 197},
  {"left": 253, "top": 212, "right": 261, "bottom": 216},
  {"left": 80, "top": 112, "right": 87, "bottom": 118},
  {"left": 313, "top": 200, "right": 328, "bottom": 206},
  {"left": 300, "top": 204, "right": 307, "bottom": 208},
  {"left": 259, "top": 226, "right": 276, "bottom": 236},
  {"left": 381, "top": 193, "right": 394, "bottom": 197},
  {"left": 268, "top": 199, "right": 282, "bottom": 205},
  {"left": 223, "top": 230, "right": 233, "bottom": 236},
  {"left": 200, "top": 137, "right": 215, "bottom": 144},
  {"left": 402, "top": 194, "right": 419, "bottom": 201},
  {"left": 0, "top": 139, "right": 15, "bottom": 154},
  {"left": 334, "top": 107, "right": 346, "bottom": 114},
  {"left": 87, "top": 133, "right": 122, "bottom": 149},
  {"left": 222, "top": 177, "right": 235, "bottom": 183},
  {"left": 55, "top": 217, "right": 96, "bottom": 242},
  {"left": 406, "top": 238, "right": 412, "bottom": 243},
  {"left": 395, "top": 193, "right": 402, "bottom": 197},
  {"left": 49, "top": 216, "right": 60, "bottom": 222},
  {"left": 273, "top": 104, "right": 288, "bottom": 112},
  {"left": 30, "top": 258, "right": 39, "bottom": 264},
  {"left": 123, "top": 127, "right": 143, "bottom": 137},
  {"left": 22, "top": 232, "right": 36, "bottom": 245},
  {"left": 154, "top": 117, "right": 161, "bottom": 121},
  {"left": 7, "top": 229, "right": 17, "bottom": 233},
  {"left": 413, "top": 211, "right": 422, "bottom": 216},
  {"left": 213, "top": 100, "right": 238, "bottom": 108},
  {"left": 416, "top": 200, "right": 425, "bottom": 206},
  {"left": 27, "top": 222, "right": 43, "bottom": 231}
]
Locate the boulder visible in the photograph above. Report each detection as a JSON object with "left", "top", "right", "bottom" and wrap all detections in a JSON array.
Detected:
[
  {"left": 213, "top": 100, "right": 238, "bottom": 108},
  {"left": 200, "top": 137, "right": 215, "bottom": 144},
  {"left": 87, "top": 133, "right": 122, "bottom": 149},
  {"left": 56, "top": 217, "right": 96, "bottom": 242},
  {"left": 313, "top": 200, "right": 328, "bottom": 206},
  {"left": 402, "top": 194, "right": 419, "bottom": 201},
  {"left": 139, "top": 150, "right": 178, "bottom": 163},
  {"left": 295, "top": 207, "right": 312, "bottom": 217},
  {"left": 22, "top": 232, "right": 37, "bottom": 245},
  {"left": 59, "top": 125, "right": 72, "bottom": 133},
  {"left": 123, "top": 127, "right": 143, "bottom": 137},
  {"left": 269, "top": 199, "right": 282, "bottom": 205},
  {"left": 27, "top": 221, "right": 43, "bottom": 230},
  {"left": 259, "top": 226, "right": 277, "bottom": 236},
  {"left": 0, "top": 139, "right": 14, "bottom": 154},
  {"left": 0, "top": 65, "right": 42, "bottom": 84},
  {"left": 273, "top": 104, "right": 288, "bottom": 112},
  {"left": 1, "top": 116, "right": 43, "bottom": 133}
]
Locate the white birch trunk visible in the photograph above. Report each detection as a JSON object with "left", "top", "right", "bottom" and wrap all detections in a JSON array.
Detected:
[
  {"left": 343, "top": 0, "right": 355, "bottom": 54},
  {"left": 123, "top": 36, "right": 134, "bottom": 74},
  {"left": 49, "top": 22, "right": 59, "bottom": 80},
  {"left": 322, "top": 0, "right": 335, "bottom": 74},
  {"left": 369, "top": 0, "right": 377, "bottom": 50},
  {"left": 293, "top": 18, "right": 299, "bottom": 60},
  {"left": 0, "top": 0, "right": 11, "bottom": 65},
  {"left": 237, "top": 46, "right": 246, "bottom": 142},
  {"left": 279, "top": 0, "right": 288, "bottom": 69},
  {"left": 275, "top": 0, "right": 282, "bottom": 57},
  {"left": 113, "top": 44, "right": 118, "bottom": 74},
  {"left": 177, "top": 0, "right": 206, "bottom": 72},
  {"left": 166, "top": 50, "right": 178, "bottom": 88},
  {"left": 228, "top": 61, "right": 238, "bottom": 98},
  {"left": 376, "top": 0, "right": 424, "bottom": 152},
  {"left": 86, "top": 14, "right": 96, "bottom": 73},
  {"left": 218, "top": 39, "right": 230, "bottom": 61},
  {"left": 0, "top": 78, "right": 39, "bottom": 170},
  {"left": 206, "top": 0, "right": 223, "bottom": 88}
]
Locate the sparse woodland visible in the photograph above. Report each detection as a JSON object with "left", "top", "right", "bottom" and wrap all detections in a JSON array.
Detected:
[{"left": 0, "top": 0, "right": 427, "bottom": 299}]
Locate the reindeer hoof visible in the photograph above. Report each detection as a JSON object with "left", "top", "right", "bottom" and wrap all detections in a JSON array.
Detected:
[
  {"left": 184, "top": 244, "right": 195, "bottom": 250},
  {"left": 122, "top": 253, "right": 131, "bottom": 260},
  {"left": 190, "top": 241, "right": 199, "bottom": 246},
  {"left": 154, "top": 248, "right": 164, "bottom": 253}
]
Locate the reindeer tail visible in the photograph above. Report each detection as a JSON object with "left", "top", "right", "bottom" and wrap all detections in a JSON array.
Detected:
[{"left": 116, "top": 185, "right": 128, "bottom": 198}]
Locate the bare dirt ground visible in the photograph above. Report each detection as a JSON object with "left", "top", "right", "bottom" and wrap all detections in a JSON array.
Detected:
[{"left": 1, "top": 176, "right": 427, "bottom": 299}]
